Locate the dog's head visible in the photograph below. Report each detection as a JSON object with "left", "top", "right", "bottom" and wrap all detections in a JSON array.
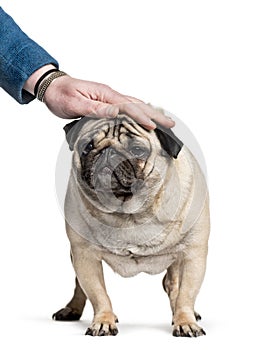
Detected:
[{"left": 64, "top": 115, "right": 183, "bottom": 214}]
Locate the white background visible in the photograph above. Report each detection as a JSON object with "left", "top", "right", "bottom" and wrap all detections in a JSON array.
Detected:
[{"left": 1, "top": 0, "right": 264, "bottom": 349}]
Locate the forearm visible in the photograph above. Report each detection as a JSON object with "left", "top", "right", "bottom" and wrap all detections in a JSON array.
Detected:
[{"left": 0, "top": 7, "right": 58, "bottom": 104}]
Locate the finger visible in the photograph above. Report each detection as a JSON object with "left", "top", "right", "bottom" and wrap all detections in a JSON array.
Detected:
[
  {"left": 90, "top": 101, "right": 119, "bottom": 118},
  {"left": 117, "top": 101, "right": 176, "bottom": 130},
  {"left": 98, "top": 92, "right": 151, "bottom": 128},
  {"left": 80, "top": 100, "right": 119, "bottom": 118},
  {"left": 124, "top": 101, "right": 176, "bottom": 128},
  {"left": 117, "top": 102, "right": 157, "bottom": 130},
  {"left": 101, "top": 88, "right": 175, "bottom": 129},
  {"left": 79, "top": 97, "right": 156, "bottom": 129}
]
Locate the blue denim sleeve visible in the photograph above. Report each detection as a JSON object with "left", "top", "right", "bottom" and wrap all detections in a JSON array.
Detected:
[{"left": 0, "top": 7, "right": 59, "bottom": 104}]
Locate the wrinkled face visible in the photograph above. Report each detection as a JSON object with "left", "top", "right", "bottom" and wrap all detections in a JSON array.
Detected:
[
  {"left": 70, "top": 116, "right": 174, "bottom": 214},
  {"left": 80, "top": 134, "right": 148, "bottom": 200}
]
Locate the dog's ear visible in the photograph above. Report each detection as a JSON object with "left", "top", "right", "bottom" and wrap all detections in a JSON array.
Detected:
[
  {"left": 63, "top": 119, "right": 82, "bottom": 151},
  {"left": 64, "top": 117, "right": 98, "bottom": 151},
  {"left": 154, "top": 123, "right": 183, "bottom": 158},
  {"left": 63, "top": 120, "right": 80, "bottom": 136}
]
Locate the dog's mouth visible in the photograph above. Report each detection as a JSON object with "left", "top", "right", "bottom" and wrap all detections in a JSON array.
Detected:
[
  {"left": 81, "top": 147, "right": 145, "bottom": 201},
  {"left": 96, "top": 164, "right": 135, "bottom": 200}
]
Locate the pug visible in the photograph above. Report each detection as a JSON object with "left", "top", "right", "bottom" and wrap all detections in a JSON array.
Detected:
[{"left": 53, "top": 114, "right": 210, "bottom": 337}]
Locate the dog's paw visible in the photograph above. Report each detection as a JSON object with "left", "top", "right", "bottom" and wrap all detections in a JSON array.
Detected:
[
  {"left": 172, "top": 323, "right": 206, "bottom": 337},
  {"left": 52, "top": 307, "right": 82, "bottom": 321},
  {"left": 85, "top": 312, "right": 118, "bottom": 336}
]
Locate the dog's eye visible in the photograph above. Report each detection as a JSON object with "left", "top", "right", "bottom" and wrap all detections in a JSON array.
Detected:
[
  {"left": 82, "top": 141, "right": 94, "bottom": 156},
  {"left": 129, "top": 146, "right": 146, "bottom": 158}
]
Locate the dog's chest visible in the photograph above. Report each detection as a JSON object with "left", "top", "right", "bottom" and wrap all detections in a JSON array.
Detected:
[
  {"left": 99, "top": 230, "right": 188, "bottom": 277},
  {"left": 102, "top": 250, "right": 177, "bottom": 277}
]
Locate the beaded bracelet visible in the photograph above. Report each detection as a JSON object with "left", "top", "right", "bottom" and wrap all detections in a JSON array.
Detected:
[
  {"left": 34, "top": 68, "right": 58, "bottom": 97},
  {"left": 37, "top": 71, "right": 67, "bottom": 102}
]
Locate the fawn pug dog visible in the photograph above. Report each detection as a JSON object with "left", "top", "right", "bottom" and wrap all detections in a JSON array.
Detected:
[{"left": 53, "top": 113, "right": 210, "bottom": 337}]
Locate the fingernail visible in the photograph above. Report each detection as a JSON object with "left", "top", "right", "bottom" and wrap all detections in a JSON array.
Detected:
[
  {"left": 166, "top": 116, "right": 175, "bottom": 126},
  {"left": 148, "top": 120, "right": 156, "bottom": 129}
]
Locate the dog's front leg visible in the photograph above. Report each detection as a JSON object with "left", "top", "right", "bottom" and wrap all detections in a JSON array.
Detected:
[
  {"left": 171, "top": 246, "right": 207, "bottom": 337},
  {"left": 71, "top": 246, "right": 118, "bottom": 336}
]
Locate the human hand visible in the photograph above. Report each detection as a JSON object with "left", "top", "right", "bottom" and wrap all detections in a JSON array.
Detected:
[
  {"left": 24, "top": 65, "right": 175, "bottom": 130},
  {"left": 43, "top": 75, "right": 175, "bottom": 130}
]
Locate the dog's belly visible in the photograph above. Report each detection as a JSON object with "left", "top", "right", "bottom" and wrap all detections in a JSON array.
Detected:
[{"left": 103, "top": 252, "right": 176, "bottom": 277}]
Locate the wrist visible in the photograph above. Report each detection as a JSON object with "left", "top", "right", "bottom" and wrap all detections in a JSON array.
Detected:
[
  {"left": 36, "top": 70, "right": 67, "bottom": 102},
  {"left": 23, "top": 64, "right": 57, "bottom": 95}
]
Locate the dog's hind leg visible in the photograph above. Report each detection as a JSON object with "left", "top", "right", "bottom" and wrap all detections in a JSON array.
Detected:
[
  {"left": 52, "top": 277, "right": 87, "bottom": 321},
  {"left": 163, "top": 258, "right": 182, "bottom": 321}
]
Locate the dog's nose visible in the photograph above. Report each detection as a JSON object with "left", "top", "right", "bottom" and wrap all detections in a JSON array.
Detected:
[
  {"left": 96, "top": 147, "right": 121, "bottom": 171},
  {"left": 105, "top": 147, "right": 124, "bottom": 168}
]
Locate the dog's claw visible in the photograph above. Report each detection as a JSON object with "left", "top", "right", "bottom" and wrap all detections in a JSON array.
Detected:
[
  {"left": 172, "top": 323, "right": 206, "bottom": 337},
  {"left": 194, "top": 311, "right": 202, "bottom": 321},
  {"left": 111, "top": 327, "right": 118, "bottom": 336},
  {"left": 85, "top": 328, "right": 94, "bottom": 336},
  {"left": 98, "top": 329, "right": 106, "bottom": 336}
]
